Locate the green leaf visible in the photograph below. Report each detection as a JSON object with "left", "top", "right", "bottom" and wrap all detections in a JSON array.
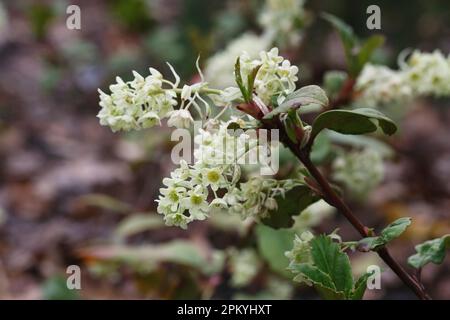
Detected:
[
  {"left": 408, "top": 234, "right": 450, "bottom": 269},
  {"left": 42, "top": 276, "right": 79, "bottom": 300},
  {"left": 310, "top": 235, "right": 354, "bottom": 296},
  {"left": 327, "top": 131, "right": 394, "bottom": 158},
  {"left": 380, "top": 217, "right": 412, "bottom": 242},
  {"left": 115, "top": 213, "right": 164, "bottom": 239},
  {"left": 234, "top": 57, "right": 249, "bottom": 102},
  {"left": 322, "top": 13, "right": 356, "bottom": 55},
  {"left": 350, "top": 271, "right": 373, "bottom": 300},
  {"left": 358, "top": 217, "right": 412, "bottom": 251},
  {"left": 263, "top": 85, "right": 329, "bottom": 119},
  {"left": 77, "top": 193, "right": 132, "bottom": 213},
  {"left": 80, "top": 241, "right": 225, "bottom": 275},
  {"left": 310, "top": 131, "right": 332, "bottom": 164},
  {"left": 357, "top": 35, "right": 385, "bottom": 70},
  {"left": 255, "top": 225, "right": 295, "bottom": 277},
  {"left": 322, "top": 13, "right": 358, "bottom": 76},
  {"left": 311, "top": 108, "right": 397, "bottom": 138},
  {"left": 261, "top": 185, "right": 320, "bottom": 228},
  {"left": 247, "top": 64, "right": 262, "bottom": 99},
  {"left": 322, "top": 14, "right": 384, "bottom": 76},
  {"left": 294, "top": 264, "right": 346, "bottom": 300}
]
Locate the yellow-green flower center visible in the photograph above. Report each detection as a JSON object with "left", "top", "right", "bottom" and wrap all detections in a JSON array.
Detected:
[
  {"left": 169, "top": 190, "right": 179, "bottom": 202},
  {"left": 207, "top": 170, "right": 220, "bottom": 183},
  {"left": 191, "top": 194, "right": 203, "bottom": 205}
]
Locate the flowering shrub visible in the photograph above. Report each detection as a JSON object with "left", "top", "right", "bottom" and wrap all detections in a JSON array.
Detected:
[{"left": 97, "top": 10, "right": 449, "bottom": 300}]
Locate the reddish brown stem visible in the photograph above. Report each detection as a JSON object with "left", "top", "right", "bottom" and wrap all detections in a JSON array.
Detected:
[{"left": 280, "top": 131, "right": 431, "bottom": 300}]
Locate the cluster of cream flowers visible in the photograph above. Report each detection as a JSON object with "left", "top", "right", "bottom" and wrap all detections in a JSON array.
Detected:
[
  {"left": 239, "top": 48, "right": 299, "bottom": 105},
  {"left": 332, "top": 148, "right": 384, "bottom": 200},
  {"left": 356, "top": 50, "right": 450, "bottom": 108},
  {"left": 204, "top": 33, "right": 271, "bottom": 88},
  {"left": 355, "top": 64, "right": 413, "bottom": 109},
  {"left": 226, "top": 177, "right": 298, "bottom": 220},
  {"left": 285, "top": 231, "right": 314, "bottom": 283},
  {"left": 97, "top": 48, "right": 306, "bottom": 229},
  {"left": 156, "top": 119, "right": 257, "bottom": 228},
  {"left": 156, "top": 117, "right": 300, "bottom": 228},
  {"left": 404, "top": 50, "right": 450, "bottom": 96},
  {"left": 97, "top": 64, "right": 221, "bottom": 132},
  {"left": 97, "top": 68, "right": 178, "bottom": 132}
]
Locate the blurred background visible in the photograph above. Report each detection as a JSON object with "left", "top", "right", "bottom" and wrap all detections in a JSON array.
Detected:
[{"left": 0, "top": 0, "right": 449, "bottom": 299}]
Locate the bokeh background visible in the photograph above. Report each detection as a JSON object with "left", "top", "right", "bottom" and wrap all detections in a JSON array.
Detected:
[{"left": 0, "top": 0, "right": 449, "bottom": 299}]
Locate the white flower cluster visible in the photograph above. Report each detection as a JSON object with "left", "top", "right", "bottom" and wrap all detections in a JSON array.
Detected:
[
  {"left": 156, "top": 118, "right": 299, "bottom": 228},
  {"left": 285, "top": 231, "right": 314, "bottom": 283},
  {"left": 355, "top": 64, "right": 412, "bottom": 109},
  {"left": 356, "top": 50, "right": 450, "bottom": 108},
  {"left": 332, "top": 148, "right": 384, "bottom": 200},
  {"left": 204, "top": 33, "right": 271, "bottom": 89},
  {"left": 259, "top": 0, "right": 307, "bottom": 47},
  {"left": 97, "top": 64, "right": 224, "bottom": 131},
  {"left": 97, "top": 68, "right": 178, "bottom": 132},
  {"left": 156, "top": 120, "right": 258, "bottom": 228},
  {"left": 226, "top": 177, "right": 297, "bottom": 220},
  {"left": 238, "top": 47, "right": 299, "bottom": 105},
  {"left": 404, "top": 50, "right": 450, "bottom": 97}
]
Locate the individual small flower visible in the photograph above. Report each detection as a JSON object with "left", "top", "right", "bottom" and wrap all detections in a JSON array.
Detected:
[
  {"left": 158, "top": 183, "right": 186, "bottom": 214},
  {"left": 138, "top": 111, "right": 161, "bottom": 128},
  {"left": 209, "top": 198, "right": 228, "bottom": 210},
  {"left": 167, "top": 109, "right": 194, "bottom": 128},
  {"left": 181, "top": 186, "right": 209, "bottom": 220},
  {"left": 164, "top": 211, "right": 191, "bottom": 230},
  {"left": 201, "top": 167, "right": 226, "bottom": 191},
  {"left": 264, "top": 197, "right": 278, "bottom": 211}
]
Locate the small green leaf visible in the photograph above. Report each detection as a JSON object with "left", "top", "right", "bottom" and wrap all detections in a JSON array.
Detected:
[
  {"left": 115, "top": 213, "right": 164, "bottom": 239},
  {"left": 408, "top": 234, "right": 450, "bottom": 269},
  {"left": 322, "top": 13, "right": 358, "bottom": 76},
  {"left": 357, "top": 35, "right": 385, "bottom": 70},
  {"left": 311, "top": 108, "right": 397, "bottom": 138},
  {"left": 263, "top": 85, "right": 329, "bottom": 119},
  {"left": 358, "top": 217, "right": 412, "bottom": 251},
  {"left": 322, "top": 14, "right": 384, "bottom": 76},
  {"left": 294, "top": 264, "right": 346, "bottom": 300},
  {"left": 255, "top": 225, "right": 295, "bottom": 277},
  {"left": 350, "top": 271, "right": 373, "bottom": 300},
  {"left": 380, "top": 217, "right": 411, "bottom": 242},
  {"left": 282, "top": 114, "right": 299, "bottom": 144},
  {"left": 310, "top": 235, "right": 354, "bottom": 296},
  {"left": 310, "top": 131, "right": 332, "bottom": 164},
  {"left": 261, "top": 185, "right": 320, "bottom": 229},
  {"left": 247, "top": 64, "right": 262, "bottom": 98},
  {"left": 322, "top": 13, "right": 356, "bottom": 55},
  {"left": 234, "top": 57, "right": 249, "bottom": 102}
]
